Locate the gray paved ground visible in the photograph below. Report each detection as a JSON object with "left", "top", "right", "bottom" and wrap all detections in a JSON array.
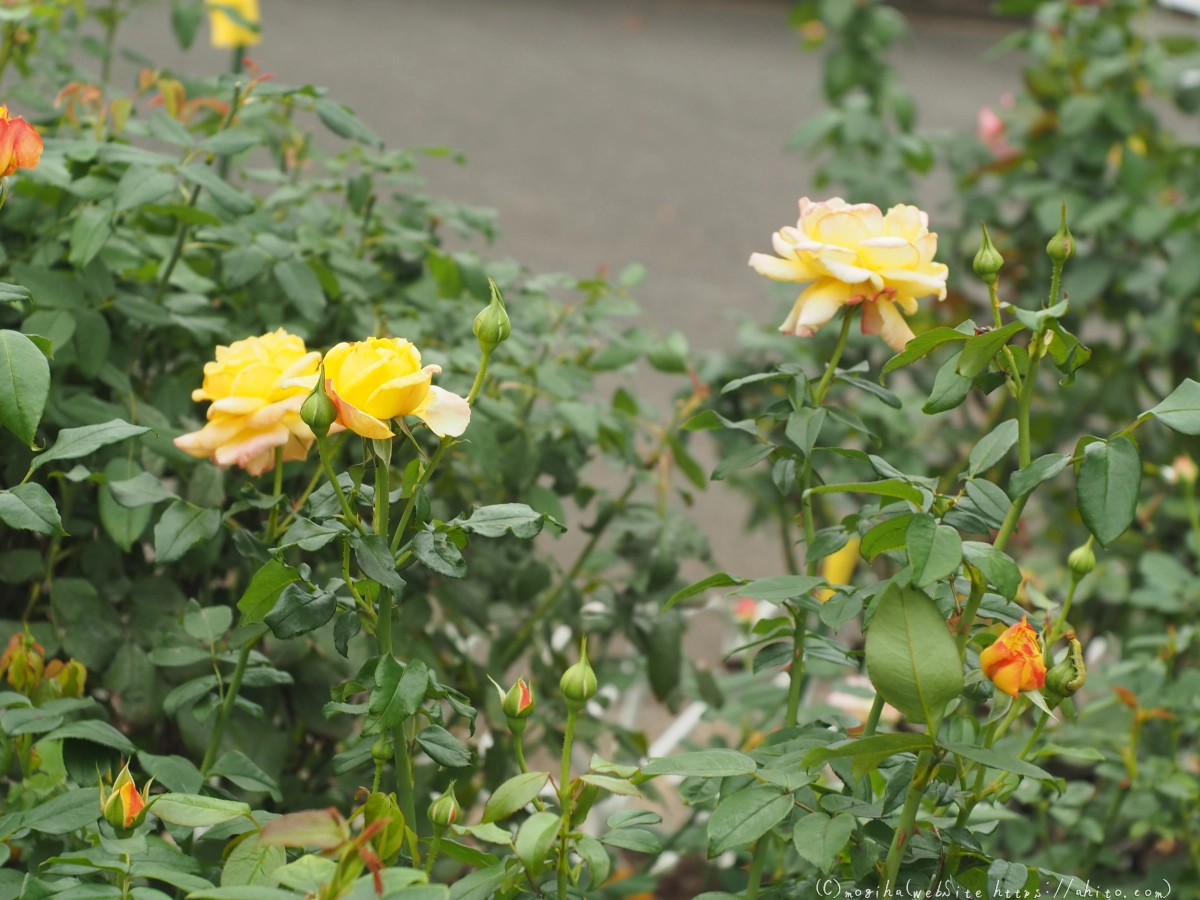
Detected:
[{"left": 117, "top": 0, "right": 1022, "bottom": 580}]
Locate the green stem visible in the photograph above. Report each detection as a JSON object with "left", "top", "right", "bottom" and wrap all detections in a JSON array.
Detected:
[
  {"left": 390, "top": 437, "right": 450, "bottom": 553},
  {"left": 955, "top": 566, "right": 986, "bottom": 656},
  {"left": 1046, "top": 571, "right": 1081, "bottom": 654},
  {"left": 466, "top": 348, "right": 492, "bottom": 406},
  {"left": 784, "top": 603, "right": 807, "bottom": 729},
  {"left": 317, "top": 435, "right": 360, "bottom": 530},
  {"left": 883, "top": 748, "right": 934, "bottom": 893},
  {"left": 374, "top": 452, "right": 392, "bottom": 655},
  {"left": 862, "top": 694, "right": 885, "bottom": 738},
  {"left": 745, "top": 838, "right": 769, "bottom": 900},
  {"left": 150, "top": 184, "right": 202, "bottom": 305},
  {"left": 266, "top": 446, "right": 284, "bottom": 540},
  {"left": 424, "top": 831, "right": 442, "bottom": 874},
  {"left": 1184, "top": 480, "right": 1200, "bottom": 564},
  {"left": 1019, "top": 711, "right": 1049, "bottom": 759},
  {"left": 557, "top": 707, "right": 579, "bottom": 900},
  {"left": 1049, "top": 260, "right": 1064, "bottom": 309},
  {"left": 392, "top": 723, "right": 417, "bottom": 855},
  {"left": 101, "top": 0, "right": 120, "bottom": 84},
  {"left": 811, "top": 308, "right": 856, "bottom": 406},
  {"left": 200, "top": 636, "right": 257, "bottom": 774}
]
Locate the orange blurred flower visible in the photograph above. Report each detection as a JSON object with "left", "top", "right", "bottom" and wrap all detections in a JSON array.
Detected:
[
  {"left": 979, "top": 616, "right": 1046, "bottom": 698},
  {"left": 0, "top": 106, "right": 42, "bottom": 176}
]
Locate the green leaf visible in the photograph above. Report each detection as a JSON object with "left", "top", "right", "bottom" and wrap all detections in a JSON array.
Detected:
[
  {"left": 962, "top": 542, "right": 1022, "bottom": 600},
  {"left": 348, "top": 533, "right": 406, "bottom": 593},
  {"left": 861, "top": 514, "right": 912, "bottom": 561},
  {"left": 210, "top": 751, "right": 282, "bottom": 802},
  {"left": 114, "top": 166, "right": 178, "bottom": 211},
  {"left": 1077, "top": 436, "right": 1141, "bottom": 546},
  {"left": 662, "top": 572, "right": 747, "bottom": 613},
  {"left": 0, "top": 483, "right": 66, "bottom": 536},
  {"left": 965, "top": 480, "right": 1010, "bottom": 527},
  {"left": 150, "top": 794, "right": 251, "bottom": 827},
  {"left": 1008, "top": 453, "right": 1071, "bottom": 498},
  {"left": 447, "top": 863, "right": 507, "bottom": 900},
  {"left": 181, "top": 165, "right": 256, "bottom": 216},
  {"left": 923, "top": 351, "right": 972, "bottom": 415},
  {"left": 865, "top": 585, "right": 963, "bottom": 728},
  {"left": 599, "top": 828, "right": 661, "bottom": 854},
  {"left": 576, "top": 835, "right": 611, "bottom": 890},
  {"left": 482, "top": 771, "right": 550, "bottom": 823},
  {"left": 1144, "top": 379, "right": 1200, "bottom": 434},
  {"left": 412, "top": 531, "right": 466, "bottom": 578},
  {"left": 801, "top": 733, "right": 934, "bottom": 778},
  {"left": 791, "top": 812, "right": 856, "bottom": 873},
  {"left": 186, "top": 889, "right": 298, "bottom": 900},
  {"left": 220, "top": 836, "right": 285, "bottom": 888},
  {"left": 238, "top": 560, "right": 301, "bottom": 625},
  {"left": 785, "top": 408, "right": 827, "bottom": 455},
  {"left": 314, "top": 99, "right": 384, "bottom": 147},
  {"left": 44, "top": 719, "right": 135, "bottom": 754},
  {"left": 642, "top": 749, "right": 758, "bottom": 778},
  {"left": 0, "top": 329, "right": 50, "bottom": 446},
  {"left": 835, "top": 373, "right": 902, "bottom": 409},
  {"left": 806, "top": 479, "right": 924, "bottom": 506},
  {"left": 736, "top": 575, "right": 828, "bottom": 601},
  {"left": 154, "top": 501, "right": 221, "bottom": 563},
  {"left": 271, "top": 855, "right": 337, "bottom": 894},
  {"left": 32, "top": 419, "right": 152, "bottom": 470},
  {"left": 941, "top": 741, "right": 1052, "bottom": 781},
  {"left": 69, "top": 205, "right": 113, "bottom": 269},
  {"left": 455, "top": 503, "right": 562, "bottom": 539},
  {"left": 880, "top": 327, "right": 970, "bottom": 381},
  {"left": 20, "top": 788, "right": 101, "bottom": 834},
  {"left": 905, "top": 513, "right": 962, "bottom": 588},
  {"left": 514, "top": 811, "right": 559, "bottom": 875},
  {"left": 578, "top": 773, "right": 641, "bottom": 797},
  {"left": 263, "top": 584, "right": 336, "bottom": 640},
  {"left": 260, "top": 809, "right": 345, "bottom": 849},
  {"left": 719, "top": 371, "right": 791, "bottom": 395},
  {"left": 705, "top": 784, "right": 793, "bottom": 857},
  {"left": 957, "top": 322, "right": 1024, "bottom": 378},
  {"left": 968, "top": 420, "right": 1019, "bottom": 477},
  {"left": 681, "top": 409, "right": 759, "bottom": 435},
  {"left": 273, "top": 260, "right": 326, "bottom": 321},
  {"left": 415, "top": 725, "right": 472, "bottom": 768},
  {"left": 138, "top": 751, "right": 203, "bottom": 794},
  {"left": 184, "top": 602, "right": 233, "bottom": 645},
  {"left": 711, "top": 443, "right": 773, "bottom": 481},
  {"left": 369, "top": 656, "right": 429, "bottom": 730},
  {"left": 107, "top": 471, "right": 178, "bottom": 508}
]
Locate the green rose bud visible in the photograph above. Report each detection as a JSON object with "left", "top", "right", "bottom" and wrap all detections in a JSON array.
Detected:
[
  {"left": 1067, "top": 541, "right": 1095, "bottom": 580},
  {"left": 973, "top": 222, "right": 1004, "bottom": 285},
  {"left": 300, "top": 367, "right": 338, "bottom": 439},
  {"left": 370, "top": 735, "right": 393, "bottom": 763},
  {"left": 1044, "top": 635, "right": 1086, "bottom": 708},
  {"left": 559, "top": 637, "right": 598, "bottom": 710},
  {"left": 473, "top": 279, "right": 511, "bottom": 354},
  {"left": 1046, "top": 204, "right": 1075, "bottom": 264},
  {"left": 427, "top": 781, "right": 460, "bottom": 830}
]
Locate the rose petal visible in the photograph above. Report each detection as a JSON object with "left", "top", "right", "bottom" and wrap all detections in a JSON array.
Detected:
[
  {"left": 327, "top": 378, "right": 394, "bottom": 439},
  {"left": 748, "top": 252, "right": 817, "bottom": 283},
  {"left": 413, "top": 385, "right": 471, "bottom": 437}
]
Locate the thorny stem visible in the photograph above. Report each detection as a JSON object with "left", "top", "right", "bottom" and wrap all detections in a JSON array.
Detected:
[
  {"left": 374, "top": 452, "right": 392, "bottom": 655},
  {"left": 266, "top": 446, "right": 284, "bottom": 539},
  {"left": 317, "top": 436, "right": 359, "bottom": 530},
  {"left": 784, "top": 602, "right": 807, "bottom": 729},
  {"left": 467, "top": 348, "right": 492, "bottom": 406},
  {"left": 883, "top": 748, "right": 935, "bottom": 893},
  {"left": 556, "top": 707, "right": 578, "bottom": 900},
  {"left": 390, "top": 437, "right": 449, "bottom": 553},
  {"left": 811, "top": 307, "right": 856, "bottom": 406},
  {"left": 955, "top": 566, "right": 987, "bottom": 657}
]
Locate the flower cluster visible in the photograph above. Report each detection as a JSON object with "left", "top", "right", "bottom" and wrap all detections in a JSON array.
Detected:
[{"left": 176, "top": 331, "right": 470, "bottom": 474}]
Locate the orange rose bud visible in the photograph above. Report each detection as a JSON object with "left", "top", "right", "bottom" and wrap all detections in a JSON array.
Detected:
[
  {"left": 101, "top": 763, "right": 151, "bottom": 831},
  {"left": 0, "top": 106, "right": 42, "bottom": 177},
  {"left": 979, "top": 616, "right": 1046, "bottom": 698}
]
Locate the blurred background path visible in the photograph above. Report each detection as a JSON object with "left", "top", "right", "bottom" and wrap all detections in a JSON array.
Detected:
[{"left": 119, "top": 0, "right": 1024, "bottom": 587}]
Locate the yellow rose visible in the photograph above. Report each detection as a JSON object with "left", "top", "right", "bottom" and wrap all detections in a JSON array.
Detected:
[
  {"left": 319, "top": 337, "right": 470, "bottom": 440},
  {"left": 207, "top": 0, "right": 261, "bottom": 49},
  {"left": 816, "top": 536, "right": 860, "bottom": 602},
  {"left": 174, "top": 329, "right": 321, "bottom": 476},
  {"left": 749, "top": 197, "right": 948, "bottom": 352}
]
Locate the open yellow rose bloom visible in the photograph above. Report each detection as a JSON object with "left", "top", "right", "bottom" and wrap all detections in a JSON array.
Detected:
[
  {"left": 207, "top": 0, "right": 261, "bottom": 48},
  {"left": 174, "top": 329, "right": 321, "bottom": 476},
  {"left": 316, "top": 337, "right": 471, "bottom": 440},
  {"left": 750, "top": 198, "right": 948, "bottom": 352}
]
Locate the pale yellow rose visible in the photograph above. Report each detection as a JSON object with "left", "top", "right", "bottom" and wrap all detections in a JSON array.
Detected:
[
  {"left": 749, "top": 197, "right": 948, "bottom": 352},
  {"left": 816, "top": 536, "right": 860, "bottom": 602},
  {"left": 174, "top": 329, "right": 321, "bottom": 476},
  {"left": 310, "top": 337, "right": 471, "bottom": 440},
  {"left": 207, "top": 0, "right": 261, "bottom": 49}
]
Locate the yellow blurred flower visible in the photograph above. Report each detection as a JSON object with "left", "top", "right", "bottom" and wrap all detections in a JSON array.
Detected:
[
  {"left": 749, "top": 198, "right": 948, "bottom": 352},
  {"left": 315, "top": 337, "right": 471, "bottom": 440},
  {"left": 174, "top": 329, "right": 322, "bottom": 476},
  {"left": 207, "top": 0, "right": 261, "bottom": 49},
  {"left": 816, "top": 537, "right": 860, "bottom": 601}
]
